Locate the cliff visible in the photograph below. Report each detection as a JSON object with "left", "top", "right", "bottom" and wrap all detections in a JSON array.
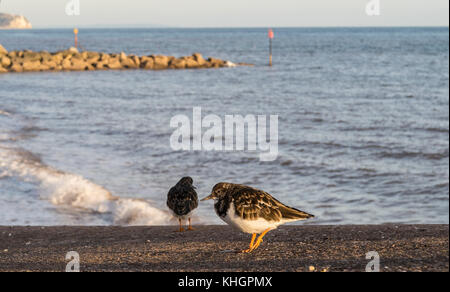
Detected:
[{"left": 0, "top": 13, "right": 32, "bottom": 29}]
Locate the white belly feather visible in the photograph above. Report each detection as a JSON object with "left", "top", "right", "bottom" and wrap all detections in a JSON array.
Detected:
[{"left": 220, "top": 204, "right": 284, "bottom": 234}]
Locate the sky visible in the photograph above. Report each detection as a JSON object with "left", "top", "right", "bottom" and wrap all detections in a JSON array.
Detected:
[{"left": 1, "top": 0, "right": 449, "bottom": 28}]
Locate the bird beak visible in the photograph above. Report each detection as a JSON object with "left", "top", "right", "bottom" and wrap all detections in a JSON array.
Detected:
[{"left": 201, "top": 194, "right": 214, "bottom": 201}]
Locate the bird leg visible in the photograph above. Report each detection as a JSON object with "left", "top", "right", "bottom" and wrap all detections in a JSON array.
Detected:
[
  {"left": 187, "top": 218, "right": 194, "bottom": 231},
  {"left": 240, "top": 233, "right": 257, "bottom": 253},
  {"left": 178, "top": 219, "right": 185, "bottom": 232},
  {"left": 248, "top": 228, "right": 271, "bottom": 252}
]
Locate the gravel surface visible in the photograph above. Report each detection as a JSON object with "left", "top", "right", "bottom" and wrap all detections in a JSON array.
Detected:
[{"left": 0, "top": 225, "right": 448, "bottom": 272}]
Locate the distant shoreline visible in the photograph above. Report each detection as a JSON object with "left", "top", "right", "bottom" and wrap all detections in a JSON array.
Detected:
[{"left": 0, "top": 225, "right": 448, "bottom": 272}]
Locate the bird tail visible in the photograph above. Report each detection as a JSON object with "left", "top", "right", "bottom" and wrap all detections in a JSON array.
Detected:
[{"left": 280, "top": 205, "right": 314, "bottom": 220}]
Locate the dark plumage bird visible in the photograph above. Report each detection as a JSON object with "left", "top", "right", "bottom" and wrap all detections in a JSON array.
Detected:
[
  {"left": 202, "top": 182, "right": 314, "bottom": 253},
  {"left": 167, "top": 177, "right": 199, "bottom": 232}
]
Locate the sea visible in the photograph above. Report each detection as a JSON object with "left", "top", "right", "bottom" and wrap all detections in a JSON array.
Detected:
[{"left": 0, "top": 27, "right": 448, "bottom": 226}]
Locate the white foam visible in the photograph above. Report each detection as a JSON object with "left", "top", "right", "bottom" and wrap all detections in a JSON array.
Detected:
[
  {"left": 225, "top": 61, "right": 237, "bottom": 68},
  {"left": 114, "top": 198, "right": 172, "bottom": 225},
  {"left": 0, "top": 110, "right": 11, "bottom": 116},
  {"left": 0, "top": 133, "right": 11, "bottom": 141},
  {"left": 0, "top": 146, "right": 172, "bottom": 226},
  {"left": 0, "top": 109, "right": 173, "bottom": 226},
  {"left": 0, "top": 170, "right": 8, "bottom": 179}
]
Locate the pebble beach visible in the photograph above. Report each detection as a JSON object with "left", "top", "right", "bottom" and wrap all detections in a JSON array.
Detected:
[{"left": 0, "top": 225, "right": 448, "bottom": 272}]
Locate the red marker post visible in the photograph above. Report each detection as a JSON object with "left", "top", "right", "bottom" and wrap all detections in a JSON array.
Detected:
[{"left": 268, "top": 29, "right": 274, "bottom": 66}]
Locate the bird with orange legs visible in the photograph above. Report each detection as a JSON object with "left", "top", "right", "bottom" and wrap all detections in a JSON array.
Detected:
[{"left": 202, "top": 183, "right": 314, "bottom": 253}]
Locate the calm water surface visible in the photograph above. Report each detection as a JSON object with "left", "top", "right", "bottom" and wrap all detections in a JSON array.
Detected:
[{"left": 0, "top": 27, "right": 448, "bottom": 225}]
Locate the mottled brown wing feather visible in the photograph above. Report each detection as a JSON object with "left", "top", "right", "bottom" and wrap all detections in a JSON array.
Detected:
[
  {"left": 231, "top": 186, "right": 283, "bottom": 222},
  {"left": 167, "top": 184, "right": 198, "bottom": 216},
  {"left": 230, "top": 184, "right": 314, "bottom": 222},
  {"left": 271, "top": 197, "right": 314, "bottom": 220},
  {"left": 167, "top": 186, "right": 177, "bottom": 211}
]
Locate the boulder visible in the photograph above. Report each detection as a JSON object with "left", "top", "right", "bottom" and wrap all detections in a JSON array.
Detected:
[
  {"left": 100, "top": 53, "right": 111, "bottom": 62},
  {"left": 38, "top": 64, "right": 50, "bottom": 71},
  {"left": 119, "top": 52, "right": 127, "bottom": 61},
  {"left": 71, "top": 53, "right": 84, "bottom": 61},
  {"left": 0, "top": 66, "right": 8, "bottom": 73},
  {"left": 68, "top": 47, "right": 79, "bottom": 54},
  {"left": 0, "top": 44, "right": 7, "bottom": 55},
  {"left": 86, "top": 64, "right": 96, "bottom": 71},
  {"left": 120, "top": 56, "right": 138, "bottom": 69},
  {"left": 42, "top": 59, "right": 58, "bottom": 70},
  {"left": 1, "top": 55, "right": 11, "bottom": 67},
  {"left": 184, "top": 56, "right": 205, "bottom": 69},
  {"left": 39, "top": 51, "right": 52, "bottom": 60},
  {"left": 62, "top": 48, "right": 77, "bottom": 58},
  {"left": 70, "top": 59, "right": 89, "bottom": 71},
  {"left": 142, "top": 61, "right": 154, "bottom": 69},
  {"left": 130, "top": 55, "right": 141, "bottom": 67},
  {"left": 208, "top": 57, "right": 225, "bottom": 67},
  {"left": 107, "top": 59, "right": 122, "bottom": 70},
  {"left": 51, "top": 53, "right": 64, "bottom": 64},
  {"left": 86, "top": 52, "right": 100, "bottom": 59},
  {"left": 169, "top": 58, "right": 187, "bottom": 69},
  {"left": 86, "top": 56, "right": 100, "bottom": 64},
  {"left": 7, "top": 51, "right": 17, "bottom": 58},
  {"left": 140, "top": 56, "right": 154, "bottom": 69},
  {"left": 22, "top": 60, "right": 42, "bottom": 72},
  {"left": 140, "top": 56, "right": 152, "bottom": 63},
  {"left": 153, "top": 55, "right": 170, "bottom": 70},
  {"left": 193, "top": 53, "right": 206, "bottom": 66},
  {"left": 23, "top": 51, "right": 42, "bottom": 62},
  {"left": 94, "top": 61, "right": 108, "bottom": 70},
  {"left": 17, "top": 51, "right": 25, "bottom": 58},
  {"left": 10, "top": 63, "right": 23, "bottom": 72},
  {"left": 41, "top": 54, "right": 53, "bottom": 64},
  {"left": 85, "top": 52, "right": 100, "bottom": 63},
  {"left": 62, "top": 59, "right": 72, "bottom": 70}
]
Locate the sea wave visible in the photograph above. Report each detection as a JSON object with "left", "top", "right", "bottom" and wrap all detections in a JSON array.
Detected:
[
  {"left": 0, "top": 108, "right": 173, "bottom": 225},
  {"left": 377, "top": 150, "right": 449, "bottom": 160},
  {"left": 0, "top": 146, "right": 172, "bottom": 226}
]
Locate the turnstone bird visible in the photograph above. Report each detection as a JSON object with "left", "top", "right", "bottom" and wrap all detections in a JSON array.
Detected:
[
  {"left": 202, "top": 183, "right": 314, "bottom": 253},
  {"left": 167, "top": 177, "right": 199, "bottom": 232}
]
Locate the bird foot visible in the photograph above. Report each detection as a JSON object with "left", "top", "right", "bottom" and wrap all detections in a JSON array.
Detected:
[
  {"left": 177, "top": 228, "right": 185, "bottom": 232},
  {"left": 187, "top": 227, "right": 195, "bottom": 231}
]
